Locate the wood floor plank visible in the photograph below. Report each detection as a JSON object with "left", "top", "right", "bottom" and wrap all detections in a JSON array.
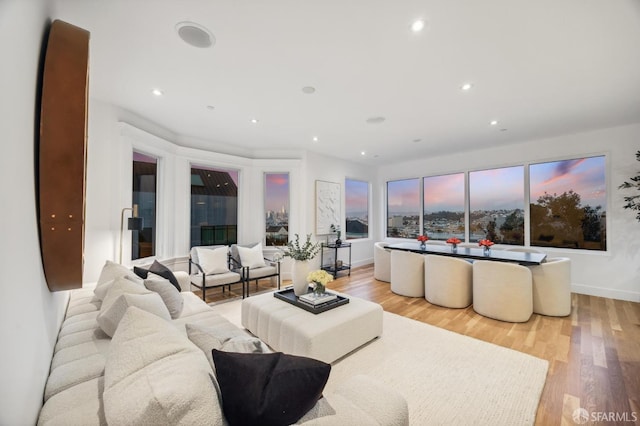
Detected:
[{"left": 195, "top": 264, "right": 640, "bottom": 425}]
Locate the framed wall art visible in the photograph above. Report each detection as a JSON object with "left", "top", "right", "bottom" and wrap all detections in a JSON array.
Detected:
[{"left": 315, "top": 180, "right": 340, "bottom": 235}]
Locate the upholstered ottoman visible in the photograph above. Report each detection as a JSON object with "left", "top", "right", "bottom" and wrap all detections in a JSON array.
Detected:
[{"left": 241, "top": 291, "right": 383, "bottom": 363}]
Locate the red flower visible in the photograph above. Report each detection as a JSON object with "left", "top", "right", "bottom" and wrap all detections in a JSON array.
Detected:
[
  {"left": 417, "top": 235, "right": 428, "bottom": 242},
  {"left": 446, "top": 237, "right": 461, "bottom": 245},
  {"left": 478, "top": 239, "right": 494, "bottom": 248}
]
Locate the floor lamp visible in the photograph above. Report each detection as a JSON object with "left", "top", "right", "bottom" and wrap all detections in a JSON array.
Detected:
[{"left": 119, "top": 204, "right": 144, "bottom": 264}]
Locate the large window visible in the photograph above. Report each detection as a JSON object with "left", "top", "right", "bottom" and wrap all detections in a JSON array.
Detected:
[
  {"left": 264, "top": 173, "right": 289, "bottom": 246},
  {"left": 132, "top": 152, "right": 157, "bottom": 259},
  {"left": 387, "top": 178, "right": 420, "bottom": 238},
  {"left": 190, "top": 165, "right": 238, "bottom": 247},
  {"left": 530, "top": 156, "right": 606, "bottom": 250},
  {"left": 345, "top": 179, "right": 369, "bottom": 239},
  {"left": 469, "top": 166, "right": 524, "bottom": 244},
  {"left": 423, "top": 173, "right": 465, "bottom": 240}
]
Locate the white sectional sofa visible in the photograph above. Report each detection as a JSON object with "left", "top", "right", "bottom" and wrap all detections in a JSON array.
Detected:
[{"left": 37, "top": 262, "right": 408, "bottom": 425}]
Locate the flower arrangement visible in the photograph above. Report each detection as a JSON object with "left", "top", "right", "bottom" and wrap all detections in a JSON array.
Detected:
[
  {"left": 446, "top": 237, "right": 461, "bottom": 245},
  {"left": 417, "top": 235, "right": 429, "bottom": 243},
  {"left": 478, "top": 239, "right": 494, "bottom": 248},
  {"left": 282, "top": 234, "right": 320, "bottom": 261},
  {"left": 307, "top": 269, "right": 334, "bottom": 295}
]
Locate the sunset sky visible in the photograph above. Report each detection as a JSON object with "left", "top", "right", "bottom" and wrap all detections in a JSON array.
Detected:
[
  {"left": 264, "top": 173, "right": 289, "bottom": 212},
  {"left": 345, "top": 179, "right": 368, "bottom": 217},
  {"left": 388, "top": 156, "right": 606, "bottom": 215}
]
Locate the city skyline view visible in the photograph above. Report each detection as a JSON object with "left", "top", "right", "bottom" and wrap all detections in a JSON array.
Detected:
[{"left": 264, "top": 173, "right": 289, "bottom": 213}]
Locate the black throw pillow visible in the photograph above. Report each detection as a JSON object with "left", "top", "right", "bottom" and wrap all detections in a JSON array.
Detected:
[
  {"left": 212, "top": 350, "right": 331, "bottom": 426},
  {"left": 133, "top": 261, "right": 180, "bottom": 293}
]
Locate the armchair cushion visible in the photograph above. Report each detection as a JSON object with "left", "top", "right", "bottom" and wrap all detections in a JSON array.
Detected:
[
  {"left": 230, "top": 243, "right": 260, "bottom": 269},
  {"left": 196, "top": 246, "right": 230, "bottom": 274},
  {"left": 237, "top": 243, "right": 267, "bottom": 269}
]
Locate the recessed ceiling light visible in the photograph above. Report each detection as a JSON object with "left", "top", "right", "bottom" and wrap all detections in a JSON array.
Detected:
[
  {"left": 302, "top": 86, "right": 316, "bottom": 94},
  {"left": 413, "top": 138, "right": 422, "bottom": 143},
  {"left": 250, "top": 118, "right": 259, "bottom": 124},
  {"left": 490, "top": 120, "right": 498, "bottom": 126},
  {"left": 312, "top": 136, "right": 319, "bottom": 142},
  {"left": 366, "top": 116, "right": 386, "bottom": 124},
  {"left": 461, "top": 83, "right": 472, "bottom": 91},
  {"left": 361, "top": 151, "right": 366, "bottom": 156},
  {"left": 206, "top": 105, "right": 215, "bottom": 110},
  {"left": 411, "top": 19, "right": 425, "bottom": 32},
  {"left": 175, "top": 21, "right": 215, "bottom": 48},
  {"left": 152, "top": 88, "right": 164, "bottom": 96}
]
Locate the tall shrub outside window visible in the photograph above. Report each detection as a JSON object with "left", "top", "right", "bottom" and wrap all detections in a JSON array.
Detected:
[
  {"left": 132, "top": 152, "right": 157, "bottom": 259},
  {"left": 387, "top": 178, "right": 420, "bottom": 238},
  {"left": 345, "top": 179, "right": 369, "bottom": 239},
  {"left": 265, "top": 173, "right": 289, "bottom": 246},
  {"left": 190, "top": 165, "right": 238, "bottom": 247},
  {"left": 529, "top": 156, "right": 606, "bottom": 250},
  {"left": 469, "top": 166, "right": 524, "bottom": 244},
  {"left": 423, "top": 173, "right": 465, "bottom": 240}
]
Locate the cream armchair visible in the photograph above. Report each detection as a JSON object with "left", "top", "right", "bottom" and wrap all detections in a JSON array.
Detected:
[
  {"left": 189, "top": 245, "right": 245, "bottom": 300},
  {"left": 230, "top": 243, "right": 281, "bottom": 297}
]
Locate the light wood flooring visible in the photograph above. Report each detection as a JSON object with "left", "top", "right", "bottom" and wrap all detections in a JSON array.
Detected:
[{"left": 196, "top": 265, "right": 640, "bottom": 426}]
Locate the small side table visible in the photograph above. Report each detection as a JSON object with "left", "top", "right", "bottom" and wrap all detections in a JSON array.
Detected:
[{"left": 320, "top": 242, "right": 352, "bottom": 278}]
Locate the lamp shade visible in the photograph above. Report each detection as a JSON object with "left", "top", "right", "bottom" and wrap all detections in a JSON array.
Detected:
[{"left": 127, "top": 217, "right": 144, "bottom": 231}]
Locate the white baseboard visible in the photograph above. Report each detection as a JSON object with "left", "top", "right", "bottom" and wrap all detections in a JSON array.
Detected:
[{"left": 571, "top": 283, "right": 640, "bottom": 302}]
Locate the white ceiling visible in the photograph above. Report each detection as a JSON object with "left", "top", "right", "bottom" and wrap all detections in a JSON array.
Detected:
[{"left": 52, "top": 0, "right": 640, "bottom": 164}]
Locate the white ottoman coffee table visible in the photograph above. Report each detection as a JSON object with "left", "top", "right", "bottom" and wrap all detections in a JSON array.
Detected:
[{"left": 241, "top": 290, "right": 383, "bottom": 363}]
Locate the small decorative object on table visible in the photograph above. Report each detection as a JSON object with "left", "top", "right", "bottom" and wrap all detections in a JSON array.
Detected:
[
  {"left": 478, "top": 239, "right": 494, "bottom": 255},
  {"left": 307, "top": 269, "right": 334, "bottom": 295},
  {"left": 417, "top": 234, "right": 428, "bottom": 249},
  {"left": 446, "top": 237, "right": 461, "bottom": 251},
  {"left": 330, "top": 224, "right": 342, "bottom": 245}
]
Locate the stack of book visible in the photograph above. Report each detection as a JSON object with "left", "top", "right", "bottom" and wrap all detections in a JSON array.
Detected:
[{"left": 298, "top": 291, "right": 338, "bottom": 307}]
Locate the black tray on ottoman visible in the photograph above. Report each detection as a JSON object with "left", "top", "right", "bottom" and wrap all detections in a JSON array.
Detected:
[{"left": 274, "top": 287, "right": 349, "bottom": 314}]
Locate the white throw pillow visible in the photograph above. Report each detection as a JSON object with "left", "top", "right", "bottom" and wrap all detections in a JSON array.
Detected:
[
  {"left": 237, "top": 243, "right": 266, "bottom": 269},
  {"left": 196, "top": 246, "right": 230, "bottom": 274},
  {"left": 144, "top": 274, "right": 184, "bottom": 319},
  {"left": 100, "top": 277, "right": 150, "bottom": 311},
  {"left": 104, "top": 307, "right": 224, "bottom": 426},
  {"left": 97, "top": 292, "right": 170, "bottom": 338},
  {"left": 94, "top": 260, "right": 133, "bottom": 299}
]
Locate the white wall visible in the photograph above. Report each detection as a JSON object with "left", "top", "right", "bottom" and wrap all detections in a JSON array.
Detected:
[
  {"left": 378, "top": 123, "right": 640, "bottom": 302},
  {"left": 0, "top": 1, "right": 70, "bottom": 424}
]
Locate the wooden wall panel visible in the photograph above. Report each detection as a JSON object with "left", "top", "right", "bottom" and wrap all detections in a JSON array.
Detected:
[{"left": 39, "top": 20, "right": 90, "bottom": 291}]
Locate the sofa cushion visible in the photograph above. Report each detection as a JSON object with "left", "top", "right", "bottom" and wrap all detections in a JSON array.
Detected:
[
  {"left": 104, "top": 307, "right": 224, "bottom": 426},
  {"left": 94, "top": 261, "right": 141, "bottom": 300},
  {"left": 197, "top": 246, "right": 230, "bottom": 274},
  {"left": 144, "top": 274, "right": 184, "bottom": 319},
  {"left": 237, "top": 242, "right": 266, "bottom": 269},
  {"left": 212, "top": 350, "right": 330, "bottom": 426},
  {"left": 97, "top": 287, "right": 170, "bottom": 337},
  {"left": 186, "top": 323, "right": 264, "bottom": 369},
  {"left": 133, "top": 260, "right": 181, "bottom": 292}
]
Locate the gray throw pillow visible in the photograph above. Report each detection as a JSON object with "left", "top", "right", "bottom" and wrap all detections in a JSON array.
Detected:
[
  {"left": 186, "top": 323, "right": 265, "bottom": 370},
  {"left": 144, "top": 275, "right": 184, "bottom": 319}
]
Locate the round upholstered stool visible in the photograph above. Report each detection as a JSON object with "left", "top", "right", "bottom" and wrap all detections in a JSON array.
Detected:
[
  {"left": 390, "top": 250, "right": 425, "bottom": 297},
  {"left": 424, "top": 255, "right": 472, "bottom": 308},
  {"left": 472, "top": 260, "right": 533, "bottom": 322}
]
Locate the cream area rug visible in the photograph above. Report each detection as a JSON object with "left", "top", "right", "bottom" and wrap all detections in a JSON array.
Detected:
[{"left": 211, "top": 298, "right": 549, "bottom": 425}]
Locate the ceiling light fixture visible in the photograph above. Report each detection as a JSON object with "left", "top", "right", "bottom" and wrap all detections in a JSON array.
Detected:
[
  {"left": 461, "top": 83, "right": 472, "bottom": 91},
  {"left": 361, "top": 151, "right": 366, "bottom": 156},
  {"left": 312, "top": 136, "right": 319, "bottom": 142},
  {"left": 490, "top": 120, "right": 498, "bottom": 126},
  {"left": 366, "top": 116, "right": 386, "bottom": 124},
  {"left": 302, "top": 86, "right": 316, "bottom": 94},
  {"left": 175, "top": 21, "right": 215, "bottom": 48},
  {"left": 152, "top": 88, "right": 164, "bottom": 96},
  {"left": 250, "top": 118, "right": 258, "bottom": 124},
  {"left": 206, "top": 105, "right": 215, "bottom": 110},
  {"left": 411, "top": 19, "right": 425, "bottom": 32},
  {"left": 413, "top": 138, "right": 422, "bottom": 143}
]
